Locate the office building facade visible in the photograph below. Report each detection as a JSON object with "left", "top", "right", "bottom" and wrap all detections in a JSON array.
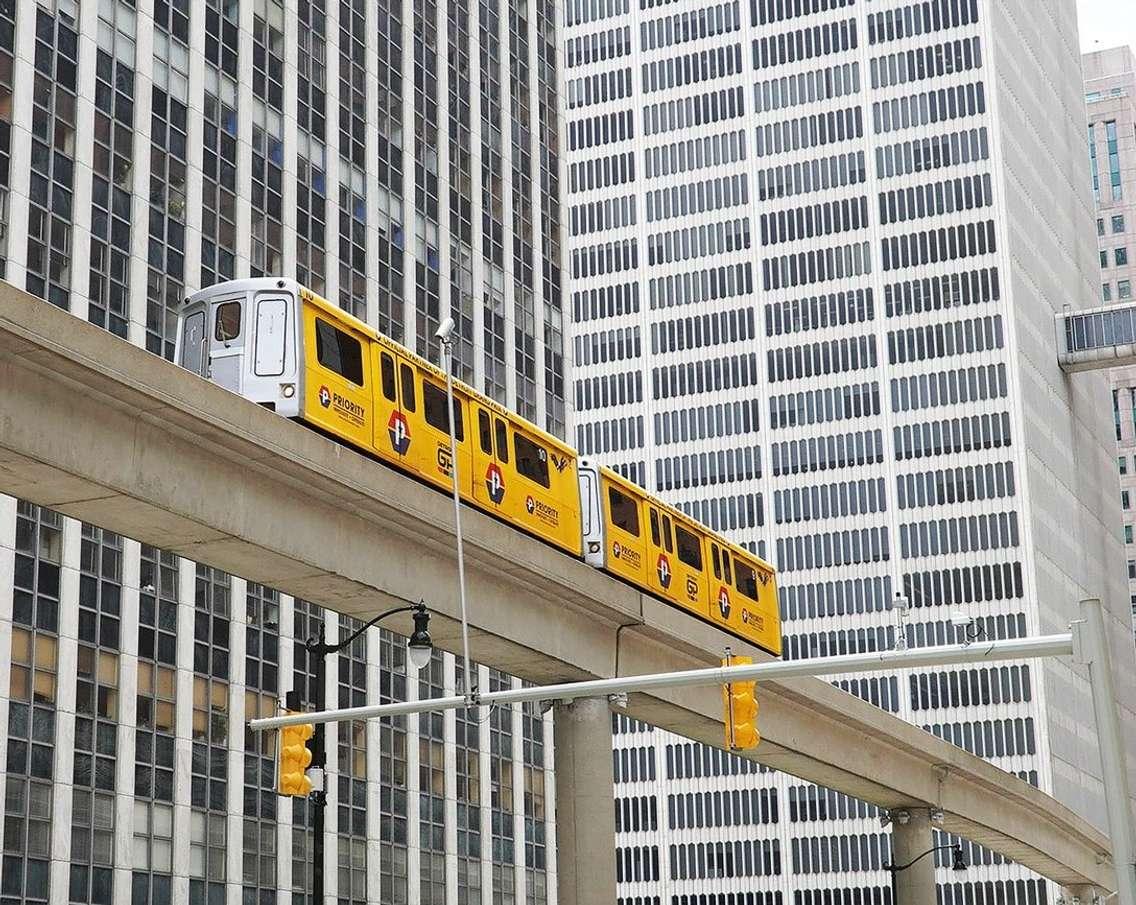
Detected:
[
  {"left": 563, "top": 0, "right": 1136, "bottom": 901},
  {"left": 1086, "top": 45, "right": 1136, "bottom": 637},
  {"left": 0, "top": 1, "right": 562, "bottom": 903}
]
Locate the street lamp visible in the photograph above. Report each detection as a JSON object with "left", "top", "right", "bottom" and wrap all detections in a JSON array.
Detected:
[
  {"left": 295, "top": 601, "right": 433, "bottom": 905},
  {"left": 886, "top": 843, "right": 966, "bottom": 904},
  {"left": 435, "top": 315, "right": 475, "bottom": 700}
]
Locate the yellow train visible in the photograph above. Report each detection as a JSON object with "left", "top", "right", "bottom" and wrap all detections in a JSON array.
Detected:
[{"left": 177, "top": 278, "right": 781, "bottom": 655}]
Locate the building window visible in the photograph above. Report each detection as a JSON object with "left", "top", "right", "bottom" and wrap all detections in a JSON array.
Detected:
[
  {"left": 1127, "top": 560, "right": 1135, "bottom": 580},
  {"left": 1117, "top": 247, "right": 1129, "bottom": 266},
  {"left": 1121, "top": 456, "right": 1129, "bottom": 476},
  {"left": 1113, "top": 214, "right": 1127, "bottom": 233},
  {"left": 1121, "top": 280, "right": 1133, "bottom": 300},
  {"left": 1123, "top": 491, "right": 1131, "bottom": 511},
  {"left": 1104, "top": 283, "right": 1112, "bottom": 302},
  {"left": 1101, "top": 250, "right": 1109, "bottom": 269},
  {"left": 1106, "top": 120, "right": 1122, "bottom": 201},
  {"left": 1098, "top": 218, "right": 1106, "bottom": 236},
  {"left": 1124, "top": 524, "right": 1133, "bottom": 545}
]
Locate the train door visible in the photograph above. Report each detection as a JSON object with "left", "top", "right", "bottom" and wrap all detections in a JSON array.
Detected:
[
  {"left": 179, "top": 305, "right": 207, "bottom": 377},
  {"left": 373, "top": 351, "right": 414, "bottom": 465},
  {"left": 472, "top": 406, "right": 508, "bottom": 512},
  {"left": 708, "top": 543, "right": 746, "bottom": 636},
  {"left": 672, "top": 520, "right": 711, "bottom": 620},
  {"left": 645, "top": 506, "right": 675, "bottom": 601},
  {"left": 603, "top": 481, "right": 646, "bottom": 586},
  {"left": 206, "top": 293, "right": 246, "bottom": 393},
  {"left": 415, "top": 372, "right": 472, "bottom": 495}
]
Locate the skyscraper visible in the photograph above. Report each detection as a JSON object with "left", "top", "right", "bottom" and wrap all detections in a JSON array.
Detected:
[
  {"left": 563, "top": 1, "right": 1135, "bottom": 901},
  {"left": 0, "top": 1, "right": 562, "bottom": 903},
  {"left": 1085, "top": 44, "right": 1136, "bottom": 638}
]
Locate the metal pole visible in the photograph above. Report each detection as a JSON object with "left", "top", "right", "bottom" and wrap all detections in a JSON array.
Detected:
[
  {"left": 310, "top": 630, "right": 327, "bottom": 905},
  {"left": 251, "top": 633, "right": 1075, "bottom": 730},
  {"left": 1078, "top": 598, "right": 1136, "bottom": 905},
  {"left": 441, "top": 336, "right": 475, "bottom": 699}
]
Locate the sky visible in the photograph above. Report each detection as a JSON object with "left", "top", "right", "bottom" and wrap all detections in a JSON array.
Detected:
[{"left": 1077, "top": 0, "right": 1136, "bottom": 53}]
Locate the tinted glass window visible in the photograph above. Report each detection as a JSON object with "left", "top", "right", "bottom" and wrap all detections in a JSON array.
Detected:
[
  {"left": 711, "top": 545, "right": 721, "bottom": 579},
  {"left": 609, "top": 487, "right": 640, "bottom": 537},
  {"left": 315, "top": 318, "right": 364, "bottom": 385},
  {"left": 675, "top": 525, "right": 702, "bottom": 570},
  {"left": 649, "top": 509, "right": 661, "bottom": 546},
  {"left": 215, "top": 301, "right": 242, "bottom": 341},
  {"left": 380, "top": 354, "right": 397, "bottom": 401},
  {"left": 495, "top": 419, "right": 510, "bottom": 463},
  {"left": 734, "top": 561, "right": 758, "bottom": 602},
  {"left": 661, "top": 515, "right": 674, "bottom": 553},
  {"left": 400, "top": 364, "right": 417, "bottom": 412},
  {"left": 423, "top": 380, "right": 464, "bottom": 441},
  {"left": 478, "top": 410, "right": 492, "bottom": 454},
  {"left": 514, "top": 433, "right": 550, "bottom": 488}
]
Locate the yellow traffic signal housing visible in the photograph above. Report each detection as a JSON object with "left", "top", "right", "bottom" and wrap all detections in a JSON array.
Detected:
[
  {"left": 721, "top": 656, "right": 760, "bottom": 750},
  {"left": 278, "top": 716, "right": 314, "bottom": 797}
]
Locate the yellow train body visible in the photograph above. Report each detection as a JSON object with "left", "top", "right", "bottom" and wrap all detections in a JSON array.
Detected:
[{"left": 178, "top": 278, "right": 781, "bottom": 656}]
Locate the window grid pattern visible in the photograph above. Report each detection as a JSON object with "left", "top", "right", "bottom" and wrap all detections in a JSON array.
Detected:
[{"left": 337, "top": 615, "right": 369, "bottom": 905}]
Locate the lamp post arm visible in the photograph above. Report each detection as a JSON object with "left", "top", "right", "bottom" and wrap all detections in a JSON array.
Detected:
[
  {"left": 307, "top": 602, "right": 425, "bottom": 657},
  {"left": 888, "top": 843, "right": 954, "bottom": 874}
]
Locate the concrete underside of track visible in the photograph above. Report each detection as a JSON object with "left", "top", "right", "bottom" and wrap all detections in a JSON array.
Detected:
[{"left": 0, "top": 282, "right": 1115, "bottom": 890}]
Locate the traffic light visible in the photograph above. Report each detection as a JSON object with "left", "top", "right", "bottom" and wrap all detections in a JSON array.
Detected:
[
  {"left": 721, "top": 656, "right": 760, "bottom": 750},
  {"left": 278, "top": 716, "right": 314, "bottom": 797}
]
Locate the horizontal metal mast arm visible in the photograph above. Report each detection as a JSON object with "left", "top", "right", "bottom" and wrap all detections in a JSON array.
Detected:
[{"left": 250, "top": 633, "right": 1074, "bottom": 731}]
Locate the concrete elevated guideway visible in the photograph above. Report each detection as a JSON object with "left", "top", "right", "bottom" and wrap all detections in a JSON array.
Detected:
[{"left": 0, "top": 281, "right": 1117, "bottom": 894}]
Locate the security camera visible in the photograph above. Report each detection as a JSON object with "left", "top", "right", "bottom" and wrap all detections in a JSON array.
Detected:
[
  {"left": 949, "top": 609, "right": 973, "bottom": 627},
  {"left": 435, "top": 317, "right": 455, "bottom": 342}
]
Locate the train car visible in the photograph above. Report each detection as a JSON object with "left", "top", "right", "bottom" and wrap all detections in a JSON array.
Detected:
[
  {"left": 176, "top": 277, "right": 581, "bottom": 555},
  {"left": 580, "top": 462, "right": 781, "bottom": 655},
  {"left": 177, "top": 277, "right": 781, "bottom": 655}
]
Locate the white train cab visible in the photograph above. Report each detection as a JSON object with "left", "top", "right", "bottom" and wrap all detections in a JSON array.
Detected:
[{"left": 176, "top": 277, "right": 304, "bottom": 417}]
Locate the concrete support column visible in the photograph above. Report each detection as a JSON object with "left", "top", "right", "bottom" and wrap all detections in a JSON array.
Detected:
[
  {"left": 553, "top": 697, "right": 616, "bottom": 905},
  {"left": 891, "top": 809, "right": 936, "bottom": 905}
]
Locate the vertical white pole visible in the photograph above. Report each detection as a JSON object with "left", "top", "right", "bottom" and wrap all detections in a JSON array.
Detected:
[
  {"left": 1079, "top": 598, "right": 1136, "bottom": 905},
  {"left": 442, "top": 336, "right": 476, "bottom": 699}
]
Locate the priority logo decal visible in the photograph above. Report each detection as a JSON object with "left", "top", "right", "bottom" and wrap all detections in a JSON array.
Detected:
[
  {"left": 318, "top": 385, "right": 331, "bottom": 408},
  {"left": 525, "top": 495, "right": 536, "bottom": 514},
  {"left": 486, "top": 463, "right": 506, "bottom": 504},
  {"left": 387, "top": 410, "right": 411, "bottom": 455},
  {"left": 656, "top": 553, "right": 671, "bottom": 589},
  {"left": 718, "top": 587, "right": 731, "bottom": 620},
  {"left": 612, "top": 541, "right": 622, "bottom": 559}
]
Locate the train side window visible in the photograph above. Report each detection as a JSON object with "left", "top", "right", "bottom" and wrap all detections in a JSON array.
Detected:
[
  {"left": 215, "top": 301, "right": 242, "bottom": 342},
  {"left": 608, "top": 487, "right": 640, "bottom": 536},
  {"left": 661, "top": 515, "right": 674, "bottom": 553},
  {"left": 423, "top": 381, "right": 464, "bottom": 441},
  {"left": 649, "top": 509, "right": 661, "bottom": 546},
  {"left": 734, "top": 560, "right": 758, "bottom": 602},
  {"left": 400, "top": 363, "right": 417, "bottom": 412},
  {"left": 514, "top": 433, "right": 550, "bottom": 488},
  {"left": 380, "top": 354, "right": 397, "bottom": 402},
  {"left": 675, "top": 525, "right": 703, "bottom": 570},
  {"left": 478, "top": 410, "right": 492, "bottom": 455},
  {"left": 495, "top": 419, "right": 510, "bottom": 463},
  {"left": 315, "top": 318, "right": 364, "bottom": 385},
  {"left": 721, "top": 550, "right": 733, "bottom": 584},
  {"left": 711, "top": 545, "right": 721, "bottom": 579}
]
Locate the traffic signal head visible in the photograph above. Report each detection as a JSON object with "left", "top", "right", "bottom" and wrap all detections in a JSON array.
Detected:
[
  {"left": 278, "top": 717, "right": 314, "bottom": 797},
  {"left": 721, "top": 656, "right": 760, "bottom": 751}
]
